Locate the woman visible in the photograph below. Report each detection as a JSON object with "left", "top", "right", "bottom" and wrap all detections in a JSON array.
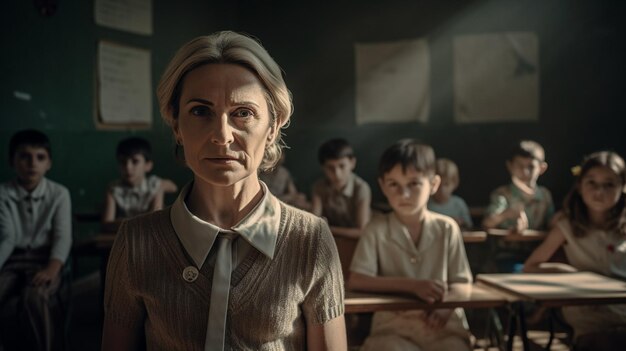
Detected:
[{"left": 102, "top": 31, "right": 346, "bottom": 351}]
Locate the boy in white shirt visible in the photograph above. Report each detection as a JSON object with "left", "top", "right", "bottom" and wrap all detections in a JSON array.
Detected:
[
  {"left": 348, "top": 139, "right": 472, "bottom": 351},
  {"left": 0, "top": 129, "right": 72, "bottom": 350}
]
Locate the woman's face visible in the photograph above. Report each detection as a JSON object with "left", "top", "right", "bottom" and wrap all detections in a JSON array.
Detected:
[{"left": 173, "top": 63, "right": 276, "bottom": 187}]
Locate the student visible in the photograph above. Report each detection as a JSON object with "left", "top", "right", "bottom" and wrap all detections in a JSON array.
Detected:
[
  {"left": 311, "top": 138, "right": 371, "bottom": 239},
  {"left": 348, "top": 139, "right": 473, "bottom": 351},
  {"left": 428, "top": 158, "right": 473, "bottom": 229},
  {"left": 0, "top": 129, "right": 72, "bottom": 351},
  {"left": 101, "top": 137, "right": 177, "bottom": 229},
  {"left": 524, "top": 151, "right": 626, "bottom": 350},
  {"left": 483, "top": 140, "right": 554, "bottom": 232},
  {"left": 259, "top": 153, "right": 310, "bottom": 210},
  {"left": 102, "top": 31, "right": 346, "bottom": 350}
]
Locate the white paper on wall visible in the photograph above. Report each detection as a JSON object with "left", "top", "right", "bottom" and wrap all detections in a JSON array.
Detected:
[
  {"left": 97, "top": 41, "right": 152, "bottom": 126},
  {"left": 355, "top": 38, "right": 430, "bottom": 125},
  {"left": 95, "top": 0, "right": 152, "bottom": 36},
  {"left": 454, "top": 32, "right": 539, "bottom": 123}
]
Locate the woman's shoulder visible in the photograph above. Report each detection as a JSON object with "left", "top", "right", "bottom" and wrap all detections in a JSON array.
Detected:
[
  {"left": 118, "top": 208, "right": 172, "bottom": 238},
  {"left": 279, "top": 201, "right": 325, "bottom": 231}
]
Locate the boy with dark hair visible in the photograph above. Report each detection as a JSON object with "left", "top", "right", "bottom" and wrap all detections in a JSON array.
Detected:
[
  {"left": 102, "top": 137, "right": 177, "bottom": 228},
  {"left": 311, "top": 138, "right": 371, "bottom": 239},
  {"left": 482, "top": 140, "right": 554, "bottom": 232},
  {"left": 348, "top": 139, "right": 472, "bottom": 351},
  {"left": 0, "top": 129, "right": 72, "bottom": 350}
]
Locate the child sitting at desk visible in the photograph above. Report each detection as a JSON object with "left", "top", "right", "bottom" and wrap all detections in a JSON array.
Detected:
[
  {"left": 428, "top": 158, "right": 473, "bottom": 229},
  {"left": 524, "top": 151, "right": 626, "bottom": 350},
  {"left": 348, "top": 139, "right": 473, "bottom": 351},
  {"left": 311, "top": 138, "right": 371, "bottom": 239},
  {"left": 482, "top": 140, "right": 554, "bottom": 232},
  {"left": 259, "top": 153, "right": 310, "bottom": 210},
  {"left": 0, "top": 129, "right": 72, "bottom": 350},
  {"left": 101, "top": 137, "right": 177, "bottom": 230}
]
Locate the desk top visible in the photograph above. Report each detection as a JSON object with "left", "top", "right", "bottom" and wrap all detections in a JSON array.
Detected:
[
  {"left": 461, "top": 231, "right": 487, "bottom": 243},
  {"left": 345, "top": 283, "right": 511, "bottom": 313},
  {"left": 477, "top": 271, "right": 626, "bottom": 307},
  {"left": 487, "top": 228, "right": 547, "bottom": 242}
]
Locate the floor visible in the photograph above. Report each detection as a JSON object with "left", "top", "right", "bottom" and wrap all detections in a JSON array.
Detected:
[{"left": 67, "top": 271, "right": 572, "bottom": 351}]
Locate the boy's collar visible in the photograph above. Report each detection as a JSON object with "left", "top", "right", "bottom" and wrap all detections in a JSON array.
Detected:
[
  {"left": 332, "top": 174, "right": 355, "bottom": 197},
  {"left": 10, "top": 177, "right": 47, "bottom": 200},
  {"left": 509, "top": 181, "right": 543, "bottom": 200}
]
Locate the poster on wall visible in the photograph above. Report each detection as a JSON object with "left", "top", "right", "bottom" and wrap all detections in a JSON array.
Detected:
[
  {"left": 355, "top": 38, "right": 430, "bottom": 125},
  {"left": 453, "top": 32, "right": 539, "bottom": 123},
  {"left": 95, "top": 0, "right": 152, "bottom": 36},
  {"left": 97, "top": 41, "right": 151, "bottom": 128}
]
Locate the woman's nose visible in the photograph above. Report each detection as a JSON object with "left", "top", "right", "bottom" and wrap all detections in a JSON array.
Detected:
[{"left": 211, "top": 115, "right": 234, "bottom": 145}]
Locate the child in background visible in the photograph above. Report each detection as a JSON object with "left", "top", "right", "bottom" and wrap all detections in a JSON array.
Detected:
[
  {"left": 311, "top": 138, "right": 371, "bottom": 239},
  {"left": 483, "top": 140, "right": 554, "bottom": 232},
  {"left": 348, "top": 139, "right": 473, "bottom": 351},
  {"left": 101, "top": 137, "right": 177, "bottom": 229},
  {"left": 0, "top": 129, "right": 72, "bottom": 350},
  {"left": 259, "top": 153, "right": 310, "bottom": 210},
  {"left": 428, "top": 158, "right": 473, "bottom": 229},
  {"left": 524, "top": 151, "right": 626, "bottom": 350}
]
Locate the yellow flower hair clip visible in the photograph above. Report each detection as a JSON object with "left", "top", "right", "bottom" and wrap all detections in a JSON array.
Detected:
[{"left": 571, "top": 165, "right": 581, "bottom": 176}]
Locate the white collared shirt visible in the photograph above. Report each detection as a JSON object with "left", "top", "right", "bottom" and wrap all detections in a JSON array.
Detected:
[
  {"left": 0, "top": 178, "right": 72, "bottom": 268},
  {"left": 170, "top": 181, "right": 280, "bottom": 269}
]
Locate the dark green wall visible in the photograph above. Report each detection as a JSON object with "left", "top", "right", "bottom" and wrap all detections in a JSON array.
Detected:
[
  {"left": 2, "top": 0, "right": 625, "bottom": 222},
  {"left": 1, "top": 0, "right": 235, "bottom": 215}
]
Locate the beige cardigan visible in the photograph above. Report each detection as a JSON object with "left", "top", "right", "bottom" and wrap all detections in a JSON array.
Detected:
[{"left": 104, "top": 202, "right": 344, "bottom": 350}]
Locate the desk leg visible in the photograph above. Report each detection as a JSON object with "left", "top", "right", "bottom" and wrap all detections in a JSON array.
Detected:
[
  {"left": 516, "top": 302, "right": 530, "bottom": 351},
  {"left": 485, "top": 308, "right": 504, "bottom": 351},
  {"left": 506, "top": 304, "right": 517, "bottom": 351},
  {"left": 506, "top": 302, "right": 530, "bottom": 351},
  {"left": 543, "top": 309, "right": 555, "bottom": 351}
]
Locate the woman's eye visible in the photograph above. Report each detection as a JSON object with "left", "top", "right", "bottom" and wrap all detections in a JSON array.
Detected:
[
  {"left": 233, "top": 109, "right": 254, "bottom": 118},
  {"left": 190, "top": 106, "right": 210, "bottom": 116}
]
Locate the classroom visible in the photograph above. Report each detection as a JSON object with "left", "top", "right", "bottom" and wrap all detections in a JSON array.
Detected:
[{"left": 1, "top": 0, "right": 625, "bottom": 350}]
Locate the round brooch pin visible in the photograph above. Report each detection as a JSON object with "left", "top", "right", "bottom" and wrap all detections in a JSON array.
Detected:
[{"left": 182, "top": 266, "right": 199, "bottom": 283}]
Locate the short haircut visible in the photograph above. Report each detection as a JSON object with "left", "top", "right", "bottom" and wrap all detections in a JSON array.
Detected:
[
  {"left": 8, "top": 129, "right": 51, "bottom": 164},
  {"left": 116, "top": 137, "right": 152, "bottom": 162},
  {"left": 318, "top": 138, "right": 354, "bottom": 164},
  {"left": 508, "top": 140, "right": 545, "bottom": 162},
  {"left": 378, "top": 139, "right": 436, "bottom": 179},
  {"left": 436, "top": 158, "right": 460, "bottom": 185},
  {"left": 157, "top": 31, "right": 293, "bottom": 171}
]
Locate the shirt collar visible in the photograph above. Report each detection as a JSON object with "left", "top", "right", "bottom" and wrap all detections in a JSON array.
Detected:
[
  {"left": 388, "top": 210, "right": 435, "bottom": 253},
  {"left": 170, "top": 181, "right": 281, "bottom": 268},
  {"left": 9, "top": 178, "right": 47, "bottom": 201},
  {"left": 339, "top": 174, "right": 356, "bottom": 197}
]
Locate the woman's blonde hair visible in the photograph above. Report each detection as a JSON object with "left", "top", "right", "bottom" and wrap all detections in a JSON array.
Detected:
[{"left": 157, "top": 31, "right": 293, "bottom": 171}]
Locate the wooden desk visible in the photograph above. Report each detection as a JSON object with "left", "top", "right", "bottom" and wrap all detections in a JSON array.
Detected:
[
  {"left": 477, "top": 272, "right": 626, "bottom": 351},
  {"left": 345, "top": 283, "right": 512, "bottom": 313},
  {"left": 462, "top": 230, "right": 487, "bottom": 243},
  {"left": 477, "top": 271, "right": 626, "bottom": 307},
  {"left": 487, "top": 228, "right": 547, "bottom": 242}
]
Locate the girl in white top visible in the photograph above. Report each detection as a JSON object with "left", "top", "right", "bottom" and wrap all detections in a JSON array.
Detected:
[{"left": 524, "top": 151, "right": 626, "bottom": 350}]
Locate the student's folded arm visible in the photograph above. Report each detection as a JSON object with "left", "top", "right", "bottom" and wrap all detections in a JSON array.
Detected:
[
  {"left": 160, "top": 178, "right": 178, "bottom": 193},
  {"left": 102, "top": 191, "right": 117, "bottom": 223},
  {"left": 523, "top": 226, "right": 575, "bottom": 273},
  {"left": 150, "top": 189, "right": 165, "bottom": 211},
  {"left": 348, "top": 272, "right": 444, "bottom": 303},
  {"left": 307, "top": 316, "right": 347, "bottom": 351},
  {"left": 311, "top": 194, "right": 323, "bottom": 217}
]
